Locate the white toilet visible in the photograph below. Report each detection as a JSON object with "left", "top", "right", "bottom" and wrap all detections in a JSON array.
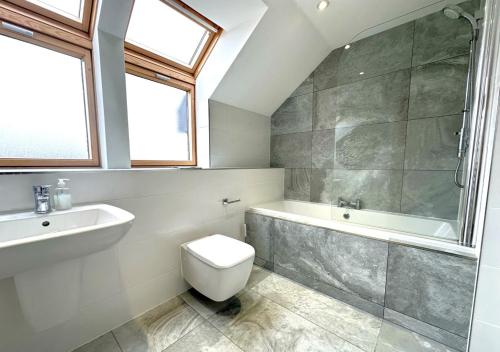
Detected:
[{"left": 180, "top": 234, "right": 255, "bottom": 302}]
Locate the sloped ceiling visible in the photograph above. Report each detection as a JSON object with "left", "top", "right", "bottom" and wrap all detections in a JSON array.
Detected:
[{"left": 209, "top": 0, "right": 463, "bottom": 116}]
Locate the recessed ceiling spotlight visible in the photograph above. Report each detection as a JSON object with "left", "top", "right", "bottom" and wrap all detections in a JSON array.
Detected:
[
  {"left": 344, "top": 44, "right": 351, "bottom": 49},
  {"left": 317, "top": 0, "right": 330, "bottom": 11},
  {"left": 359, "top": 71, "right": 365, "bottom": 75}
]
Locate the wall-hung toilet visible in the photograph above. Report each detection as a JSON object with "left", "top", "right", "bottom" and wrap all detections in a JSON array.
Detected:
[{"left": 181, "top": 234, "right": 255, "bottom": 302}]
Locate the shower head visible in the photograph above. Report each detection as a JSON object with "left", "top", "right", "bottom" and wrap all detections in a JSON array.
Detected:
[{"left": 442, "top": 5, "right": 478, "bottom": 32}]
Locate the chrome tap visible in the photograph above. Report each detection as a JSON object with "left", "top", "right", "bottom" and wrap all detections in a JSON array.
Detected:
[
  {"left": 33, "top": 185, "right": 52, "bottom": 214},
  {"left": 337, "top": 197, "right": 361, "bottom": 210}
]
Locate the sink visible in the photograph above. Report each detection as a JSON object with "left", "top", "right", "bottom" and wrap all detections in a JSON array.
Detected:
[{"left": 0, "top": 204, "right": 134, "bottom": 280}]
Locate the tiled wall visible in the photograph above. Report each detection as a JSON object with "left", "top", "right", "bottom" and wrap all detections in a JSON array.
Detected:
[
  {"left": 271, "top": 2, "right": 478, "bottom": 220},
  {"left": 209, "top": 100, "right": 270, "bottom": 168},
  {"left": 0, "top": 169, "right": 283, "bottom": 352},
  {"left": 245, "top": 212, "right": 477, "bottom": 351}
]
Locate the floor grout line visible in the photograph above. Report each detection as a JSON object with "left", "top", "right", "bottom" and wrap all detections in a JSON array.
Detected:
[
  {"left": 246, "top": 277, "right": 377, "bottom": 352},
  {"left": 111, "top": 331, "right": 124, "bottom": 352}
]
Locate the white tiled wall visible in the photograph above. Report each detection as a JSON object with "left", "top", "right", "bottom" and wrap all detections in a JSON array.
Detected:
[
  {"left": 209, "top": 100, "right": 271, "bottom": 168},
  {"left": 469, "top": 117, "right": 500, "bottom": 351},
  {"left": 0, "top": 168, "right": 283, "bottom": 352}
]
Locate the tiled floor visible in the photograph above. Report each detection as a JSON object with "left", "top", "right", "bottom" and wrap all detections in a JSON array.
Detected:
[{"left": 74, "top": 266, "right": 459, "bottom": 352}]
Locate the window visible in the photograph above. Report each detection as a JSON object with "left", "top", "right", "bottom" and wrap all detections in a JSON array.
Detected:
[
  {"left": 126, "top": 65, "right": 195, "bottom": 166},
  {"left": 0, "top": 2, "right": 98, "bottom": 167},
  {"left": 125, "top": 0, "right": 221, "bottom": 75},
  {"left": 124, "top": 0, "right": 221, "bottom": 166},
  {"left": 5, "top": 0, "right": 95, "bottom": 32}
]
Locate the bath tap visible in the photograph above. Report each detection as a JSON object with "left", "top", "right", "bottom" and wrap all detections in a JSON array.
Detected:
[{"left": 337, "top": 197, "right": 361, "bottom": 210}]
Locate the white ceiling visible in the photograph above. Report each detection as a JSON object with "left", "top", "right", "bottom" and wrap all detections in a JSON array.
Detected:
[{"left": 203, "top": 0, "right": 462, "bottom": 116}]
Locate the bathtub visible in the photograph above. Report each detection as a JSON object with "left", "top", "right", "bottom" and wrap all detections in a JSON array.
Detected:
[{"left": 247, "top": 200, "right": 476, "bottom": 258}]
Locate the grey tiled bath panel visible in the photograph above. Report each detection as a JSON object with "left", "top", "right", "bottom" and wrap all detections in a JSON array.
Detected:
[
  {"left": 385, "top": 244, "right": 477, "bottom": 338},
  {"left": 244, "top": 213, "right": 273, "bottom": 265},
  {"left": 273, "top": 219, "right": 388, "bottom": 305},
  {"left": 244, "top": 211, "right": 477, "bottom": 351}
]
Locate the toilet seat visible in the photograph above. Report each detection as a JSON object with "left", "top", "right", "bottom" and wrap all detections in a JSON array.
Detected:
[
  {"left": 184, "top": 234, "right": 254, "bottom": 269},
  {"left": 180, "top": 234, "right": 255, "bottom": 302}
]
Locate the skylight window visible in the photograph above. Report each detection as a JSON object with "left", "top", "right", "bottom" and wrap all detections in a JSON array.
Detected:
[
  {"left": 6, "top": 0, "right": 95, "bottom": 32},
  {"left": 125, "top": 0, "right": 221, "bottom": 73},
  {"left": 27, "top": 0, "right": 83, "bottom": 21}
]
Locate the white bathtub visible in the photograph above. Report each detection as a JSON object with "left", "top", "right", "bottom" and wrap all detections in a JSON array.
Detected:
[{"left": 248, "top": 200, "right": 476, "bottom": 258}]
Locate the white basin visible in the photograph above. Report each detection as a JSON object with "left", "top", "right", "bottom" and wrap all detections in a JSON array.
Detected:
[{"left": 0, "top": 204, "right": 134, "bottom": 280}]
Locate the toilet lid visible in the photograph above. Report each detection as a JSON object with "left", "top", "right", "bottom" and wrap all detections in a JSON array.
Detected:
[{"left": 184, "top": 234, "right": 255, "bottom": 269}]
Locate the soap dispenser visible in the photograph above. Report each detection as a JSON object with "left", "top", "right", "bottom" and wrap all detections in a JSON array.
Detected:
[{"left": 54, "top": 178, "right": 72, "bottom": 210}]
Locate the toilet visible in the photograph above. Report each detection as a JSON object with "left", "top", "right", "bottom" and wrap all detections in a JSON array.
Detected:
[{"left": 180, "top": 234, "right": 255, "bottom": 302}]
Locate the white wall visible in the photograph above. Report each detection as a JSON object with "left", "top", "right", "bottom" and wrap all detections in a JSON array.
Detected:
[
  {"left": 0, "top": 168, "right": 283, "bottom": 352},
  {"left": 209, "top": 100, "right": 270, "bottom": 168},
  {"left": 469, "top": 121, "right": 500, "bottom": 351},
  {"left": 211, "top": 0, "right": 330, "bottom": 116}
]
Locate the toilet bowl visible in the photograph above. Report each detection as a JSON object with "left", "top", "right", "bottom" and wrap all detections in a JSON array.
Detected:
[{"left": 181, "top": 234, "right": 255, "bottom": 302}]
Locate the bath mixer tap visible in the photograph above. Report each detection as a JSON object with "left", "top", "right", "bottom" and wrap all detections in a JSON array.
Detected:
[
  {"left": 33, "top": 185, "right": 52, "bottom": 214},
  {"left": 337, "top": 197, "right": 361, "bottom": 210}
]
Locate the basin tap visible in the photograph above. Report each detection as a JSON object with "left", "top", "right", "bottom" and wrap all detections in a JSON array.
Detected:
[
  {"left": 33, "top": 185, "right": 52, "bottom": 214},
  {"left": 337, "top": 197, "right": 361, "bottom": 210}
]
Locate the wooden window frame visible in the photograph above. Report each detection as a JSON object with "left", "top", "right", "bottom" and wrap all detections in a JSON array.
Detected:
[
  {"left": 124, "top": 0, "right": 222, "bottom": 167},
  {"left": 0, "top": 23, "right": 99, "bottom": 167},
  {"left": 0, "top": 1, "right": 96, "bottom": 47},
  {"left": 125, "top": 61, "right": 197, "bottom": 167},
  {"left": 5, "top": 0, "right": 95, "bottom": 32},
  {"left": 125, "top": 0, "right": 222, "bottom": 78}
]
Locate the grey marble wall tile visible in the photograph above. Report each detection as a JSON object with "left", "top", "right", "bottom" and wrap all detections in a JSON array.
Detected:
[
  {"left": 314, "top": 70, "right": 410, "bottom": 130},
  {"left": 274, "top": 264, "right": 385, "bottom": 318},
  {"left": 408, "top": 56, "right": 468, "bottom": 119},
  {"left": 271, "top": 93, "right": 313, "bottom": 135},
  {"left": 313, "top": 23, "right": 413, "bottom": 91},
  {"left": 412, "top": 2, "right": 476, "bottom": 66},
  {"left": 331, "top": 169, "right": 403, "bottom": 212},
  {"left": 253, "top": 257, "right": 274, "bottom": 271},
  {"left": 273, "top": 219, "right": 388, "bottom": 305},
  {"left": 385, "top": 244, "right": 477, "bottom": 337},
  {"left": 375, "top": 322, "right": 459, "bottom": 352},
  {"left": 285, "top": 168, "right": 311, "bottom": 201},
  {"left": 271, "top": 132, "right": 312, "bottom": 168},
  {"left": 290, "top": 74, "right": 314, "bottom": 98},
  {"left": 384, "top": 308, "right": 467, "bottom": 351},
  {"left": 73, "top": 333, "right": 121, "bottom": 352},
  {"left": 310, "top": 168, "right": 334, "bottom": 204},
  {"left": 312, "top": 130, "right": 335, "bottom": 168},
  {"left": 405, "top": 115, "right": 461, "bottom": 170},
  {"left": 335, "top": 122, "right": 406, "bottom": 170},
  {"left": 401, "top": 170, "right": 460, "bottom": 219},
  {"left": 245, "top": 213, "right": 273, "bottom": 262}
]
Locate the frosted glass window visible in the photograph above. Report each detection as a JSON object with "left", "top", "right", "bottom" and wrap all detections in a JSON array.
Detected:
[
  {"left": 0, "top": 34, "right": 91, "bottom": 160},
  {"left": 126, "top": 73, "right": 191, "bottom": 161},
  {"left": 27, "top": 0, "right": 83, "bottom": 20},
  {"left": 126, "top": 0, "right": 209, "bottom": 67}
]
